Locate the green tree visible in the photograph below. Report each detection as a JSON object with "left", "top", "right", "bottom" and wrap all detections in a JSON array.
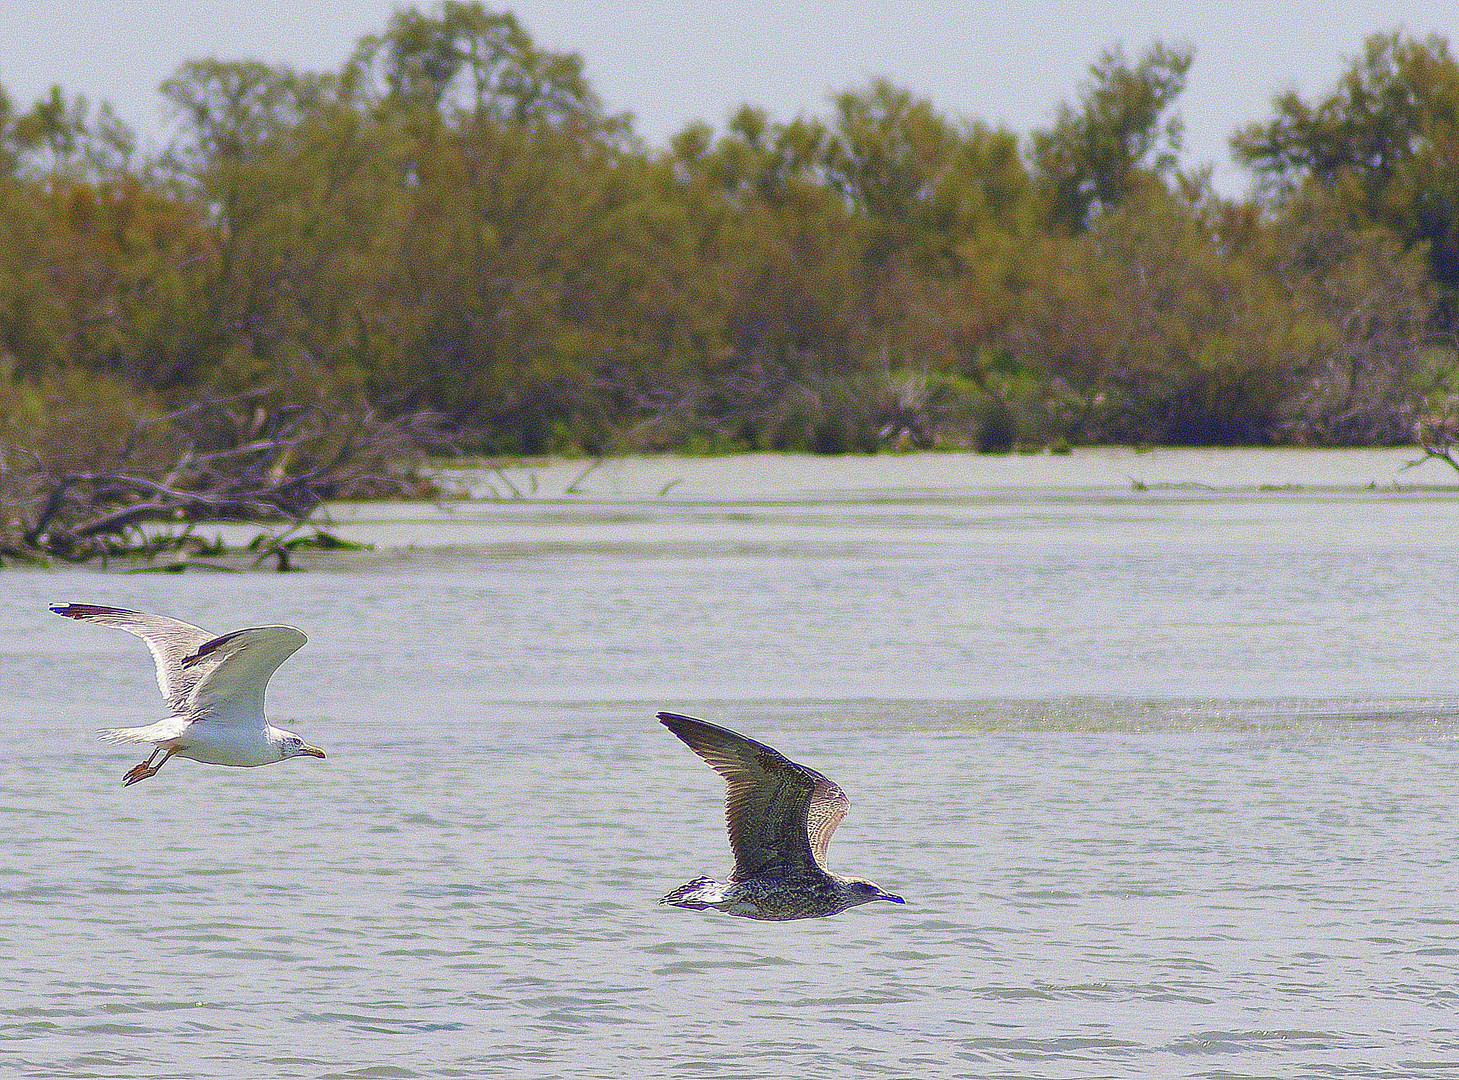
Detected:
[
  {"left": 348, "top": 1, "right": 612, "bottom": 128},
  {"left": 0, "top": 89, "right": 206, "bottom": 387},
  {"left": 822, "top": 80, "right": 1032, "bottom": 268},
  {"left": 1233, "top": 32, "right": 1459, "bottom": 289},
  {"left": 1262, "top": 190, "right": 1442, "bottom": 442},
  {"left": 159, "top": 59, "right": 374, "bottom": 390},
  {"left": 0, "top": 84, "right": 136, "bottom": 181},
  {"left": 1004, "top": 192, "right": 1310, "bottom": 443},
  {"left": 1031, "top": 42, "right": 1194, "bottom": 232}
]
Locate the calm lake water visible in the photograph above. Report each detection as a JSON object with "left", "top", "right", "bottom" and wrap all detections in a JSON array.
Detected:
[{"left": 5, "top": 447, "right": 1459, "bottom": 1079}]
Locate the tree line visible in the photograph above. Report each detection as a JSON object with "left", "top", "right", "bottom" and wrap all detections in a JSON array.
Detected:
[{"left": 3, "top": 3, "right": 1458, "bottom": 475}]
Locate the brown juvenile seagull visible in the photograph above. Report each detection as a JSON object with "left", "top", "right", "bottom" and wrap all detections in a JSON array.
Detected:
[
  {"left": 657, "top": 711, "right": 905, "bottom": 920},
  {"left": 51, "top": 603, "right": 326, "bottom": 786}
]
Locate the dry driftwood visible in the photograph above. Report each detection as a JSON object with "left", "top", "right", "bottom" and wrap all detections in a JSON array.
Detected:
[{"left": 1, "top": 389, "right": 450, "bottom": 565}]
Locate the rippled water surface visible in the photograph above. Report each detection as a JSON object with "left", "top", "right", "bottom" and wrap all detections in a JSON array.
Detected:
[{"left": 5, "top": 448, "right": 1459, "bottom": 1079}]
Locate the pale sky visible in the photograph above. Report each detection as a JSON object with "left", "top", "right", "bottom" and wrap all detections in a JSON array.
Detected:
[{"left": 3, "top": 1, "right": 1458, "bottom": 196}]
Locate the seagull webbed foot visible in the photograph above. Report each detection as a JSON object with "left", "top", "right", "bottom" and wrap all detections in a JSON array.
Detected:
[
  {"left": 121, "top": 747, "right": 174, "bottom": 786},
  {"left": 121, "top": 762, "right": 158, "bottom": 785}
]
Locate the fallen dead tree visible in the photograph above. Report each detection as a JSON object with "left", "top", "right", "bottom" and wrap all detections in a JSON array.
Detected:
[
  {"left": 1414, "top": 397, "right": 1459, "bottom": 478},
  {"left": 1, "top": 389, "right": 451, "bottom": 566}
]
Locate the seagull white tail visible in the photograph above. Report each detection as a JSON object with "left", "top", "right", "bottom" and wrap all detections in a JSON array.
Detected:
[
  {"left": 97, "top": 719, "right": 185, "bottom": 744},
  {"left": 659, "top": 876, "right": 729, "bottom": 909}
]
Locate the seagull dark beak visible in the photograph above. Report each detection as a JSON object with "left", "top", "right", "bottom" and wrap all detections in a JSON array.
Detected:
[
  {"left": 881, "top": 893, "right": 906, "bottom": 904},
  {"left": 301, "top": 744, "right": 326, "bottom": 759}
]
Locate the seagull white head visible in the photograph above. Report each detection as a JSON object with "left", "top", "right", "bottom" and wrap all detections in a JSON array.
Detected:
[{"left": 274, "top": 730, "right": 327, "bottom": 761}]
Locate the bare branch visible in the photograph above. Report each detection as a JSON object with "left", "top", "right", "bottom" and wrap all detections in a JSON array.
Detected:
[{"left": 2, "top": 387, "right": 454, "bottom": 564}]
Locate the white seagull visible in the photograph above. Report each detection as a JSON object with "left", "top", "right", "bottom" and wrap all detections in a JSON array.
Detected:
[{"left": 51, "top": 603, "right": 326, "bottom": 786}]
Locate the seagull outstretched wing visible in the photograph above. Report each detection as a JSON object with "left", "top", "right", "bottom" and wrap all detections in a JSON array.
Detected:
[
  {"left": 50, "top": 603, "right": 215, "bottom": 712},
  {"left": 658, "top": 712, "right": 850, "bottom": 878},
  {"left": 50, "top": 604, "right": 306, "bottom": 727},
  {"left": 183, "top": 625, "right": 308, "bottom": 723}
]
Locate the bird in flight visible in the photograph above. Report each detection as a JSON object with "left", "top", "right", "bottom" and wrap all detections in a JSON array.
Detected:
[
  {"left": 51, "top": 603, "right": 325, "bottom": 786},
  {"left": 657, "top": 711, "right": 904, "bottom": 920}
]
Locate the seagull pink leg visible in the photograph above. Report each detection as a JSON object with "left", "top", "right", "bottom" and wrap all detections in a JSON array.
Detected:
[{"left": 122, "top": 747, "right": 175, "bottom": 786}]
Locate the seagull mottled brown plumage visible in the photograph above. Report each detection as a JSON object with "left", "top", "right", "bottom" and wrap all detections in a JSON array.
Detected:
[{"left": 657, "top": 711, "right": 905, "bottom": 920}]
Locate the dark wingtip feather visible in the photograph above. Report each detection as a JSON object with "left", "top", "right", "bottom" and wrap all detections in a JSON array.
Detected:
[
  {"left": 50, "top": 603, "right": 133, "bottom": 619},
  {"left": 657, "top": 712, "right": 755, "bottom": 757},
  {"left": 657, "top": 711, "right": 713, "bottom": 742},
  {"left": 658, "top": 711, "right": 737, "bottom": 740}
]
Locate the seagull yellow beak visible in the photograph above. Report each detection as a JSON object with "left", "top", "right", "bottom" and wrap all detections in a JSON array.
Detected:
[{"left": 301, "top": 744, "right": 326, "bottom": 759}]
